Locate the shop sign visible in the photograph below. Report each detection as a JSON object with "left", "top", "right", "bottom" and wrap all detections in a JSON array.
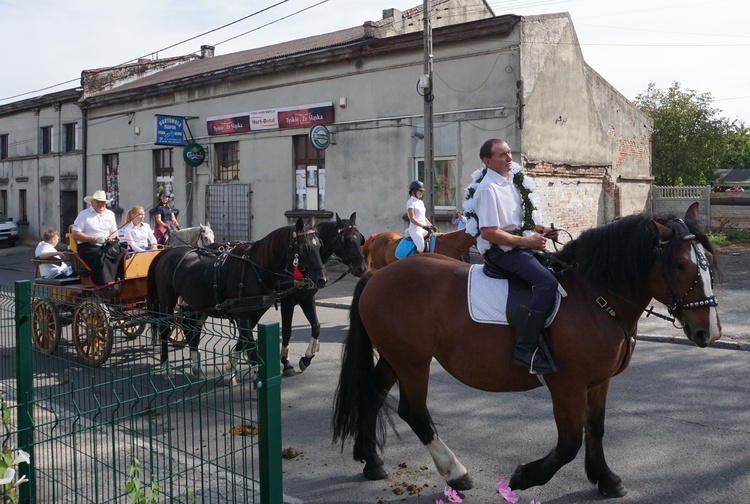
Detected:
[
  {"left": 155, "top": 115, "right": 185, "bottom": 146},
  {"left": 309, "top": 125, "right": 331, "bottom": 150},
  {"left": 183, "top": 142, "right": 206, "bottom": 167}
]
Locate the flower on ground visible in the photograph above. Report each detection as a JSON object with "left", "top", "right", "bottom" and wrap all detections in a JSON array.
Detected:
[
  {"left": 530, "top": 500, "right": 542, "bottom": 504},
  {"left": 443, "top": 485, "right": 463, "bottom": 503},
  {"left": 497, "top": 478, "right": 519, "bottom": 503},
  {"left": 435, "top": 500, "right": 445, "bottom": 504}
]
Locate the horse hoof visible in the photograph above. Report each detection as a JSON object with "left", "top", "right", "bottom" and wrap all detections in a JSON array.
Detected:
[
  {"left": 509, "top": 464, "right": 529, "bottom": 491},
  {"left": 363, "top": 462, "right": 388, "bottom": 481},
  {"left": 223, "top": 376, "right": 238, "bottom": 387},
  {"left": 599, "top": 480, "right": 627, "bottom": 498},
  {"left": 282, "top": 366, "right": 297, "bottom": 377},
  {"left": 298, "top": 356, "right": 313, "bottom": 372},
  {"left": 447, "top": 473, "right": 474, "bottom": 491}
]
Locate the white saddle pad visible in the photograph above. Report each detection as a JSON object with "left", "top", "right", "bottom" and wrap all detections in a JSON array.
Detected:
[{"left": 467, "top": 264, "right": 565, "bottom": 326}]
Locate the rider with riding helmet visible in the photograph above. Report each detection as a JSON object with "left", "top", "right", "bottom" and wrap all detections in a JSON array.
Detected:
[{"left": 406, "top": 180, "right": 437, "bottom": 253}]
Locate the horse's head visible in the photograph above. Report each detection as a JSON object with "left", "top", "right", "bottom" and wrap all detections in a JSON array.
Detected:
[
  {"left": 292, "top": 218, "right": 328, "bottom": 289},
  {"left": 332, "top": 212, "right": 366, "bottom": 277},
  {"left": 649, "top": 203, "right": 721, "bottom": 347},
  {"left": 199, "top": 223, "right": 215, "bottom": 247}
]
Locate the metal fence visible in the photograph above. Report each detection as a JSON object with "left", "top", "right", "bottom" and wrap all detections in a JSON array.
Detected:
[{"left": 1, "top": 281, "right": 282, "bottom": 503}]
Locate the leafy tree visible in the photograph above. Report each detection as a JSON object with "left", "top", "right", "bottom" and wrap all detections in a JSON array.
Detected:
[{"left": 635, "top": 82, "right": 731, "bottom": 186}]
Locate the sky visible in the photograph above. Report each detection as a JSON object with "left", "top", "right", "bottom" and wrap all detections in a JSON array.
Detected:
[{"left": 3, "top": 0, "right": 750, "bottom": 123}]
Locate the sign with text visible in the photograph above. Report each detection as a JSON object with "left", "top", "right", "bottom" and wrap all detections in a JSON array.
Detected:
[
  {"left": 277, "top": 102, "right": 334, "bottom": 129},
  {"left": 206, "top": 102, "right": 334, "bottom": 136},
  {"left": 206, "top": 113, "right": 251, "bottom": 136},
  {"left": 155, "top": 115, "right": 185, "bottom": 146}
]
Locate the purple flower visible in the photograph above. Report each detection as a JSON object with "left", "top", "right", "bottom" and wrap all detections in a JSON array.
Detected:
[
  {"left": 496, "top": 478, "right": 519, "bottom": 503},
  {"left": 443, "top": 485, "right": 463, "bottom": 503},
  {"left": 435, "top": 500, "right": 445, "bottom": 504}
]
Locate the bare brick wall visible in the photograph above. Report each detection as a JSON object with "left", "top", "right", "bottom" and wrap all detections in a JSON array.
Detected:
[{"left": 527, "top": 162, "right": 611, "bottom": 236}]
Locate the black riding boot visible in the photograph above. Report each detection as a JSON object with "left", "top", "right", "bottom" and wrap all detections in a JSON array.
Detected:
[{"left": 511, "top": 305, "right": 557, "bottom": 375}]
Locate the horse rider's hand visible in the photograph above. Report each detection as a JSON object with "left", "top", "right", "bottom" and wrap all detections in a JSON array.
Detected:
[
  {"left": 543, "top": 227, "right": 559, "bottom": 242},
  {"left": 526, "top": 232, "right": 548, "bottom": 251},
  {"left": 430, "top": 225, "right": 438, "bottom": 233},
  {"left": 95, "top": 236, "right": 106, "bottom": 245},
  {"left": 423, "top": 225, "right": 432, "bottom": 232}
]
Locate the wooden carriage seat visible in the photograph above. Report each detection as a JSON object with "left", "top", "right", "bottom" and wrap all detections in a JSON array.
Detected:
[{"left": 66, "top": 225, "right": 91, "bottom": 276}]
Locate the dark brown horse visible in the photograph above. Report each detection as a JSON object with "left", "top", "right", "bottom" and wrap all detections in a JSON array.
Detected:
[
  {"left": 362, "top": 228, "right": 475, "bottom": 269},
  {"left": 333, "top": 204, "right": 720, "bottom": 498},
  {"left": 279, "top": 213, "right": 366, "bottom": 375},
  {"left": 147, "top": 218, "right": 327, "bottom": 383}
]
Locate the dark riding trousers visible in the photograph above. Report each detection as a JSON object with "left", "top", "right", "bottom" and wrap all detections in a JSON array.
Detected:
[{"left": 484, "top": 245, "right": 558, "bottom": 314}]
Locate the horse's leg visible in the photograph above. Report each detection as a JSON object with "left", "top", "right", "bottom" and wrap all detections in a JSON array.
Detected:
[
  {"left": 223, "top": 316, "right": 260, "bottom": 386},
  {"left": 354, "top": 358, "right": 398, "bottom": 481},
  {"left": 584, "top": 380, "right": 627, "bottom": 497},
  {"left": 279, "top": 296, "right": 296, "bottom": 376},
  {"left": 156, "top": 306, "right": 174, "bottom": 375},
  {"left": 297, "top": 296, "right": 320, "bottom": 372},
  {"left": 510, "top": 385, "right": 587, "bottom": 490},
  {"left": 185, "top": 313, "right": 205, "bottom": 378},
  {"left": 395, "top": 363, "right": 472, "bottom": 490}
]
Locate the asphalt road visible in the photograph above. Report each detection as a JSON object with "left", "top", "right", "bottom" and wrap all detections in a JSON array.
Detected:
[{"left": 2, "top": 244, "right": 749, "bottom": 503}]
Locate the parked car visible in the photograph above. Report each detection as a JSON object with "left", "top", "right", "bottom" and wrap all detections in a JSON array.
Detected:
[{"left": 0, "top": 212, "right": 19, "bottom": 246}]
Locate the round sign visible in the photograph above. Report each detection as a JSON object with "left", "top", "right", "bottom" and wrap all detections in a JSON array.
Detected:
[
  {"left": 183, "top": 142, "right": 206, "bottom": 167},
  {"left": 309, "top": 125, "right": 331, "bottom": 150}
]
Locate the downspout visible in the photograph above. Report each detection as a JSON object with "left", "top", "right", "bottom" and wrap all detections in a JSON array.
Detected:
[{"left": 81, "top": 107, "right": 87, "bottom": 210}]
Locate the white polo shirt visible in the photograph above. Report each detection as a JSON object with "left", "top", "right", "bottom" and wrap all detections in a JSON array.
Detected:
[
  {"left": 473, "top": 168, "right": 523, "bottom": 254},
  {"left": 72, "top": 206, "right": 118, "bottom": 244}
]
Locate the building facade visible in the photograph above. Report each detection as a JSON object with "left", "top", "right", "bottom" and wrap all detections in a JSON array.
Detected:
[
  {"left": 0, "top": 89, "right": 83, "bottom": 241},
  {"left": 1, "top": 1, "right": 652, "bottom": 242}
]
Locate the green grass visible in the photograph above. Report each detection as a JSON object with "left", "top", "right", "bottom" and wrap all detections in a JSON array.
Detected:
[{"left": 707, "top": 229, "right": 750, "bottom": 247}]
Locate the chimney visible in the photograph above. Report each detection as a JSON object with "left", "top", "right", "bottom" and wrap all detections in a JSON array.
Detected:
[{"left": 200, "top": 45, "right": 215, "bottom": 59}]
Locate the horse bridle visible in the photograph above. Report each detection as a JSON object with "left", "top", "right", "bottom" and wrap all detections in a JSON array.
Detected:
[
  {"left": 290, "top": 227, "right": 325, "bottom": 287},
  {"left": 332, "top": 223, "right": 364, "bottom": 269},
  {"left": 658, "top": 219, "right": 718, "bottom": 318}
]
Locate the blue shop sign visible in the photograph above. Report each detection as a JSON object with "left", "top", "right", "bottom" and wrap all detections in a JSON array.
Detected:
[{"left": 155, "top": 115, "right": 185, "bottom": 146}]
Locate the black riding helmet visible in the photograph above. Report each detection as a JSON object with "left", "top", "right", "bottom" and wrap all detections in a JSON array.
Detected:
[{"left": 409, "top": 180, "right": 425, "bottom": 194}]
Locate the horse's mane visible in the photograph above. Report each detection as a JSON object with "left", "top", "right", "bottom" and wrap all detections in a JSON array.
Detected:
[
  {"left": 554, "top": 212, "right": 714, "bottom": 294},
  {"left": 245, "top": 225, "right": 296, "bottom": 268}
]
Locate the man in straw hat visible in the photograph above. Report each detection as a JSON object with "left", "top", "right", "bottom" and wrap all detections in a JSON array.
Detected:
[{"left": 71, "top": 190, "right": 128, "bottom": 287}]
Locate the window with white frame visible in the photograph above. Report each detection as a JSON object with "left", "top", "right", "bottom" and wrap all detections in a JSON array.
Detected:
[
  {"left": 415, "top": 157, "right": 458, "bottom": 209},
  {"left": 63, "top": 123, "right": 78, "bottom": 152},
  {"left": 40, "top": 126, "right": 53, "bottom": 154}
]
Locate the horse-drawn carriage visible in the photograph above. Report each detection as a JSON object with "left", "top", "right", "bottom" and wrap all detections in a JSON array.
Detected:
[{"left": 30, "top": 229, "right": 162, "bottom": 367}]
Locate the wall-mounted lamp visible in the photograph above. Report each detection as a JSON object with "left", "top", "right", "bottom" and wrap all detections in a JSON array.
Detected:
[
  {"left": 410, "top": 130, "right": 424, "bottom": 139},
  {"left": 127, "top": 112, "right": 135, "bottom": 125}
]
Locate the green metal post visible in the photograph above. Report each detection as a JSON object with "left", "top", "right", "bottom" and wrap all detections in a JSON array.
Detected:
[
  {"left": 256, "top": 322, "right": 282, "bottom": 504},
  {"left": 15, "top": 280, "right": 34, "bottom": 503}
]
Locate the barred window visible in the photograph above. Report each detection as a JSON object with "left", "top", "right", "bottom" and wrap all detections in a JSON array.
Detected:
[{"left": 215, "top": 142, "right": 239, "bottom": 181}]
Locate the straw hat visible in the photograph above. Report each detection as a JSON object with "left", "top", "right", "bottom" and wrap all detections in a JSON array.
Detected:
[{"left": 83, "top": 190, "right": 112, "bottom": 204}]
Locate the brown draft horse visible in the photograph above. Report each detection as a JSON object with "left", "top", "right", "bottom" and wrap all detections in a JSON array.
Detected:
[
  {"left": 362, "top": 228, "right": 476, "bottom": 269},
  {"left": 333, "top": 203, "right": 720, "bottom": 498}
]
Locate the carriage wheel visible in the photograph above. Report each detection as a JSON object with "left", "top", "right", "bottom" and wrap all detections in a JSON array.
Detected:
[
  {"left": 31, "top": 299, "right": 62, "bottom": 354},
  {"left": 72, "top": 300, "right": 113, "bottom": 367}
]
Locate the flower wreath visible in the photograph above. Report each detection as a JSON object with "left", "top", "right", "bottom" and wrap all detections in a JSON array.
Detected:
[{"left": 462, "top": 162, "right": 542, "bottom": 237}]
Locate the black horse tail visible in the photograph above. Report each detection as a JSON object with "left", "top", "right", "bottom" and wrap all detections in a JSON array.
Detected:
[{"left": 332, "top": 271, "right": 387, "bottom": 456}]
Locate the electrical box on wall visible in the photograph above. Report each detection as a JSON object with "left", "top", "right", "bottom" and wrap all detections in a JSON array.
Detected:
[{"left": 418, "top": 74, "right": 430, "bottom": 89}]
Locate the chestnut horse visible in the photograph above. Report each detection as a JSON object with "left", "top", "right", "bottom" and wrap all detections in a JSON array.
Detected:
[
  {"left": 362, "top": 228, "right": 476, "bottom": 269},
  {"left": 333, "top": 204, "right": 720, "bottom": 498}
]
